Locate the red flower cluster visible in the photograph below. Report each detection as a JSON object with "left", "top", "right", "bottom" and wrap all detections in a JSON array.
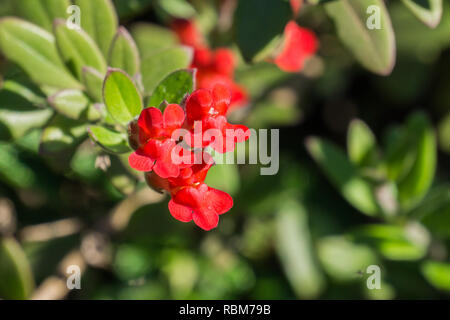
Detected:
[
  {"left": 128, "top": 84, "right": 249, "bottom": 231},
  {"left": 273, "top": 21, "right": 318, "bottom": 72},
  {"left": 171, "top": 1, "right": 318, "bottom": 78},
  {"left": 171, "top": 19, "right": 248, "bottom": 110}
]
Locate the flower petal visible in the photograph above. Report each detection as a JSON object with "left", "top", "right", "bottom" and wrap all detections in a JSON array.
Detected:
[
  {"left": 212, "top": 83, "right": 231, "bottom": 115},
  {"left": 171, "top": 19, "right": 204, "bottom": 48},
  {"left": 138, "top": 107, "right": 163, "bottom": 137},
  {"left": 207, "top": 187, "right": 233, "bottom": 215},
  {"left": 168, "top": 199, "right": 193, "bottom": 222},
  {"left": 128, "top": 150, "right": 154, "bottom": 172},
  {"left": 213, "top": 49, "right": 235, "bottom": 77},
  {"left": 186, "top": 88, "right": 213, "bottom": 124},
  {"left": 163, "top": 104, "right": 185, "bottom": 131},
  {"left": 193, "top": 211, "right": 219, "bottom": 231},
  {"left": 274, "top": 21, "right": 318, "bottom": 73}
]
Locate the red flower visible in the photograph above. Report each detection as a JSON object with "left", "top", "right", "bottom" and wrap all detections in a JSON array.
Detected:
[
  {"left": 192, "top": 47, "right": 249, "bottom": 110},
  {"left": 146, "top": 153, "right": 232, "bottom": 231},
  {"left": 169, "top": 183, "right": 233, "bottom": 231},
  {"left": 171, "top": 19, "right": 248, "bottom": 110},
  {"left": 171, "top": 19, "right": 204, "bottom": 48},
  {"left": 128, "top": 104, "right": 190, "bottom": 178},
  {"left": 185, "top": 84, "right": 250, "bottom": 153},
  {"left": 273, "top": 21, "right": 318, "bottom": 72},
  {"left": 290, "top": 0, "right": 302, "bottom": 17}
]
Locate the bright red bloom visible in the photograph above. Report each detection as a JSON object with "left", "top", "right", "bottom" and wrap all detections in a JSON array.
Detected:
[
  {"left": 171, "top": 19, "right": 204, "bottom": 48},
  {"left": 290, "top": 0, "right": 302, "bottom": 17},
  {"left": 146, "top": 154, "right": 232, "bottom": 231},
  {"left": 273, "top": 21, "right": 318, "bottom": 72},
  {"left": 185, "top": 84, "right": 250, "bottom": 153},
  {"left": 171, "top": 19, "right": 248, "bottom": 110},
  {"left": 169, "top": 183, "right": 233, "bottom": 231},
  {"left": 128, "top": 104, "right": 190, "bottom": 178},
  {"left": 192, "top": 47, "right": 248, "bottom": 110}
]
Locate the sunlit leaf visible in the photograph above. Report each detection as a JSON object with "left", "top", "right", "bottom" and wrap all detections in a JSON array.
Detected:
[
  {"left": 275, "top": 201, "right": 324, "bottom": 298},
  {"left": 401, "top": 0, "right": 442, "bottom": 28},
  {"left": 54, "top": 19, "right": 107, "bottom": 79},
  {"left": 103, "top": 69, "right": 143, "bottom": 125},
  {"left": 306, "top": 137, "right": 379, "bottom": 216},
  {"left": 141, "top": 47, "right": 193, "bottom": 95},
  {"left": 347, "top": 119, "right": 377, "bottom": 167},
  {"left": 12, "top": 0, "right": 70, "bottom": 31},
  {"left": 325, "top": 0, "right": 396, "bottom": 75},
  {"left": 421, "top": 261, "right": 450, "bottom": 292},
  {"left": 74, "top": 0, "right": 118, "bottom": 56},
  {"left": 0, "top": 18, "right": 81, "bottom": 89},
  {"left": 108, "top": 27, "right": 140, "bottom": 77},
  {"left": 0, "top": 237, "right": 35, "bottom": 300},
  {"left": 88, "top": 125, "right": 131, "bottom": 154},
  {"left": 147, "top": 69, "right": 194, "bottom": 107}
]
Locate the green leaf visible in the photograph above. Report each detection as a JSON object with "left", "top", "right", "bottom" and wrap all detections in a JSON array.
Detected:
[
  {"left": 347, "top": 119, "right": 377, "bottom": 166},
  {"left": 0, "top": 80, "right": 53, "bottom": 140},
  {"left": 325, "top": 0, "right": 396, "bottom": 75},
  {"left": 397, "top": 112, "right": 436, "bottom": 209},
  {"left": 39, "top": 115, "right": 87, "bottom": 154},
  {"left": 275, "top": 201, "right": 324, "bottom": 298},
  {"left": 148, "top": 69, "right": 194, "bottom": 107},
  {"left": 141, "top": 47, "right": 193, "bottom": 95},
  {"left": 74, "top": 0, "right": 118, "bottom": 56},
  {"left": 306, "top": 137, "right": 379, "bottom": 216},
  {"left": 234, "top": 0, "right": 291, "bottom": 62},
  {"left": 131, "top": 23, "right": 178, "bottom": 59},
  {"left": 0, "top": 142, "right": 37, "bottom": 188},
  {"left": 156, "top": 0, "right": 196, "bottom": 19},
  {"left": 82, "top": 66, "right": 104, "bottom": 102},
  {"left": 108, "top": 27, "right": 140, "bottom": 77},
  {"left": 54, "top": 19, "right": 107, "bottom": 79},
  {"left": 103, "top": 69, "right": 142, "bottom": 125},
  {"left": 88, "top": 125, "right": 131, "bottom": 154},
  {"left": 0, "top": 108, "right": 53, "bottom": 141},
  {"left": 13, "top": 0, "right": 70, "bottom": 31},
  {"left": 48, "top": 89, "right": 90, "bottom": 119},
  {"left": 318, "top": 236, "right": 378, "bottom": 282},
  {"left": 352, "top": 223, "right": 430, "bottom": 261},
  {"left": 412, "top": 186, "right": 450, "bottom": 238},
  {"left": 0, "top": 237, "right": 35, "bottom": 300},
  {"left": 421, "top": 261, "right": 450, "bottom": 292},
  {"left": 107, "top": 155, "right": 138, "bottom": 195},
  {"left": 0, "top": 18, "right": 81, "bottom": 89},
  {"left": 401, "top": 0, "right": 442, "bottom": 28},
  {"left": 438, "top": 112, "right": 450, "bottom": 153},
  {"left": 384, "top": 125, "right": 416, "bottom": 182}
]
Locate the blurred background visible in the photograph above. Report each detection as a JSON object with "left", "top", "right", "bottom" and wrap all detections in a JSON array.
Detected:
[{"left": 0, "top": 0, "right": 450, "bottom": 300}]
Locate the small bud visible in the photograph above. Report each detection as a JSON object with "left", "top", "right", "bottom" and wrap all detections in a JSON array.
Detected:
[{"left": 127, "top": 120, "right": 140, "bottom": 150}]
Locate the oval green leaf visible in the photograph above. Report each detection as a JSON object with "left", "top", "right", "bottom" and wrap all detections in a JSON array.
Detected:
[
  {"left": 13, "top": 0, "right": 70, "bottom": 31},
  {"left": 325, "top": 0, "right": 396, "bottom": 75},
  {"left": 54, "top": 19, "right": 107, "bottom": 79},
  {"left": 88, "top": 125, "right": 131, "bottom": 154},
  {"left": 0, "top": 237, "right": 35, "bottom": 300},
  {"left": 74, "top": 0, "right": 118, "bottom": 56},
  {"left": 0, "top": 18, "right": 81, "bottom": 89},
  {"left": 103, "top": 69, "right": 142, "bottom": 125},
  {"left": 108, "top": 27, "right": 140, "bottom": 77},
  {"left": 147, "top": 69, "right": 194, "bottom": 107},
  {"left": 401, "top": 0, "right": 443, "bottom": 28},
  {"left": 306, "top": 137, "right": 379, "bottom": 216}
]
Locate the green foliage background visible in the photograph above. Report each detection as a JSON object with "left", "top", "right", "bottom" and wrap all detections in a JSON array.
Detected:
[{"left": 0, "top": 0, "right": 449, "bottom": 300}]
